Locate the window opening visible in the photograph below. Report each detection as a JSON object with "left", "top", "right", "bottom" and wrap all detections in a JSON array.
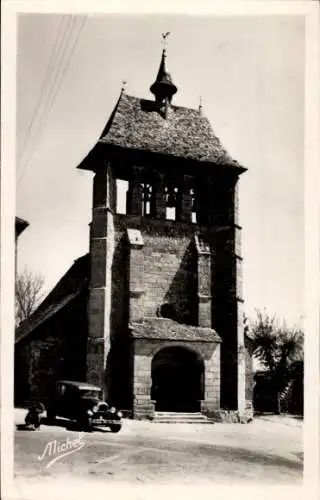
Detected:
[
  {"left": 141, "top": 183, "right": 153, "bottom": 216},
  {"left": 190, "top": 188, "right": 197, "bottom": 223},
  {"left": 157, "top": 303, "right": 176, "bottom": 320},
  {"left": 165, "top": 185, "right": 179, "bottom": 220},
  {"left": 116, "top": 179, "right": 128, "bottom": 214}
]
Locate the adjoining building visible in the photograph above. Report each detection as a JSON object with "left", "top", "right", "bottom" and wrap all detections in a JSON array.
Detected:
[
  {"left": 15, "top": 217, "right": 29, "bottom": 275},
  {"left": 15, "top": 45, "right": 253, "bottom": 421},
  {"left": 14, "top": 216, "right": 29, "bottom": 405}
]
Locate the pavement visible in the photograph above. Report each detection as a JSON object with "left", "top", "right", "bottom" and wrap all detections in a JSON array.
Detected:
[{"left": 11, "top": 408, "right": 303, "bottom": 499}]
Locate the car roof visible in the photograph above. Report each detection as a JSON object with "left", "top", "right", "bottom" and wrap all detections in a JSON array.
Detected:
[{"left": 57, "top": 380, "right": 102, "bottom": 391}]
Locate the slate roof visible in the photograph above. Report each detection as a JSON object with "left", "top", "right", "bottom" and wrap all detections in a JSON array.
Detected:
[
  {"left": 97, "top": 93, "right": 242, "bottom": 169},
  {"left": 15, "top": 254, "right": 89, "bottom": 344},
  {"left": 78, "top": 92, "right": 245, "bottom": 173},
  {"left": 15, "top": 292, "right": 81, "bottom": 344},
  {"left": 129, "top": 318, "right": 221, "bottom": 343}
]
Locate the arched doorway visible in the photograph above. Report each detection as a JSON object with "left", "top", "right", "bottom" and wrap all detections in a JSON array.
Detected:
[{"left": 151, "top": 346, "right": 204, "bottom": 412}]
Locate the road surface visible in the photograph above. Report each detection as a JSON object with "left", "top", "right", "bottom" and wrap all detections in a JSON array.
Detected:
[{"left": 13, "top": 410, "right": 303, "bottom": 496}]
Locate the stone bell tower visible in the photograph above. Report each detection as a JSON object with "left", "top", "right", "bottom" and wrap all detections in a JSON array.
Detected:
[{"left": 77, "top": 40, "right": 253, "bottom": 421}]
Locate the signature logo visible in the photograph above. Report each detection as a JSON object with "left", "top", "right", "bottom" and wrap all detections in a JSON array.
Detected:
[{"left": 37, "top": 432, "right": 86, "bottom": 468}]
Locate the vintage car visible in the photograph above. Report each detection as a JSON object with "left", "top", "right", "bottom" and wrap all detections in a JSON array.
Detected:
[{"left": 46, "top": 380, "right": 123, "bottom": 432}]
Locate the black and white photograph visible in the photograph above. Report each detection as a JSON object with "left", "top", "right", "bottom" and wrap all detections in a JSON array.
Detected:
[{"left": 1, "top": 2, "right": 319, "bottom": 499}]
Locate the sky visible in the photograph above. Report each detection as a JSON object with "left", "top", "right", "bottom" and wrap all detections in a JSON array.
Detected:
[{"left": 16, "top": 13, "right": 305, "bottom": 327}]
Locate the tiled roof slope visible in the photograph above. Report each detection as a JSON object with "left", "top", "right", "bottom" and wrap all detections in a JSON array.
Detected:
[
  {"left": 97, "top": 93, "right": 243, "bottom": 169},
  {"left": 35, "top": 254, "right": 89, "bottom": 315},
  {"left": 15, "top": 254, "right": 89, "bottom": 343},
  {"left": 129, "top": 318, "right": 221, "bottom": 343}
]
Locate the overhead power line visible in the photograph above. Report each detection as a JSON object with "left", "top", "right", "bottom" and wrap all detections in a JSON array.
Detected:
[
  {"left": 17, "top": 16, "right": 87, "bottom": 188},
  {"left": 18, "top": 15, "right": 78, "bottom": 181},
  {"left": 18, "top": 15, "right": 68, "bottom": 168}
]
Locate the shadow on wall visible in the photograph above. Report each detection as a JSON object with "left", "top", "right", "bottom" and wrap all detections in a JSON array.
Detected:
[
  {"left": 110, "top": 235, "right": 129, "bottom": 343},
  {"left": 164, "top": 241, "right": 198, "bottom": 325},
  {"left": 108, "top": 235, "right": 132, "bottom": 408}
]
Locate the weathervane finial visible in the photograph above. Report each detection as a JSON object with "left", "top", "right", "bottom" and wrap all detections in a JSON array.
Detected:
[
  {"left": 161, "top": 32, "right": 170, "bottom": 50},
  {"left": 121, "top": 80, "right": 127, "bottom": 92}
]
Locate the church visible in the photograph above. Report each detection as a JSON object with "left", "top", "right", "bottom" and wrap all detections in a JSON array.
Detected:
[{"left": 15, "top": 42, "right": 253, "bottom": 422}]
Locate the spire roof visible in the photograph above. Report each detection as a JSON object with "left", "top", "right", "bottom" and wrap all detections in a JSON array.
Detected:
[{"left": 150, "top": 49, "right": 178, "bottom": 103}]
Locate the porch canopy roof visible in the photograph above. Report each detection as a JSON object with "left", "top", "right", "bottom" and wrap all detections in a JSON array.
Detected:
[{"left": 129, "top": 318, "right": 221, "bottom": 343}]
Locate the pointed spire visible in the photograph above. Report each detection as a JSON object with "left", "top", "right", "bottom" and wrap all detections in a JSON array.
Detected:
[
  {"left": 150, "top": 33, "right": 177, "bottom": 108},
  {"left": 199, "top": 96, "right": 203, "bottom": 115},
  {"left": 121, "top": 80, "right": 127, "bottom": 93},
  {"left": 155, "top": 49, "right": 167, "bottom": 82}
]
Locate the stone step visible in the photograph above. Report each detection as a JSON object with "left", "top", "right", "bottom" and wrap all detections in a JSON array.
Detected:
[
  {"left": 155, "top": 412, "right": 204, "bottom": 417},
  {"left": 153, "top": 419, "right": 213, "bottom": 424},
  {"left": 153, "top": 412, "right": 213, "bottom": 424}
]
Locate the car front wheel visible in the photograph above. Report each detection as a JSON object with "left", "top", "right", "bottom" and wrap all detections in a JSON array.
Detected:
[
  {"left": 110, "top": 424, "right": 121, "bottom": 433},
  {"left": 78, "top": 416, "right": 93, "bottom": 432}
]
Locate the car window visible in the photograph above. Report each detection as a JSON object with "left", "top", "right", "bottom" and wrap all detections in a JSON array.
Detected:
[
  {"left": 57, "top": 384, "right": 66, "bottom": 396},
  {"left": 80, "top": 390, "right": 102, "bottom": 399}
]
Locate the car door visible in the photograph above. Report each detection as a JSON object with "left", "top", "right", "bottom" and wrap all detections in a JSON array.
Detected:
[
  {"left": 61, "top": 385, "right": 77, "bottom": 418},
  {"left": 54, "top": 383, "right": 64, "bottom": 417},
  {"left": 66, "top": 386, "right": 79, "bottom": 420}
]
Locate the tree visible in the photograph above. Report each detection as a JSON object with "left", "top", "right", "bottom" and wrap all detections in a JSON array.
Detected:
[
  {"left": 15, "top": 268, "right": 45, "bottom": 326},
  {"left": 249, "top": 310, "right": 304, "bottom": 414}
]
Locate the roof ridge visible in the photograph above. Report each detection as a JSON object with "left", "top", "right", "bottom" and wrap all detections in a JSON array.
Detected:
[
  {"left": 99, "top": 89, "right": 125, "bottom": 140},
  {"left": 122, "top": 92, "right": 202, "bottom": 114}
]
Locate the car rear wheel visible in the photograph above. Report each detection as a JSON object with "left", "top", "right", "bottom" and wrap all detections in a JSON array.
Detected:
[{"left": 110, "top": 424, "right": 121, "bottom": 433}]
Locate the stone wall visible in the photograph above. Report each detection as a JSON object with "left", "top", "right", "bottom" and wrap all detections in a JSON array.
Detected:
[
  {"left": 15, "top": 293, "right": 88, "bottom": 405},
  {"left": 14, "top": 343, "right": 32, "bottom": 405},
  {"left": 87, "top": 165, "right": 115, "bottom": 396},
  {"left": 132, "top": 348, "right": 154, "bottom": 419},
  {"left": 210, "top": 178, "right": 247, "bottom": 413},
  {"left": 245, "top": 343, "right": 254, "bottom": 403},
  {"left": 142, "top": 233, "right": 194, "bottom": 321},
  {"left": 27, "top": 335, "right": 66, "bottom": 401},
  {"left": 114, "top": 215, "right": 198, "bottom": 325}
]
